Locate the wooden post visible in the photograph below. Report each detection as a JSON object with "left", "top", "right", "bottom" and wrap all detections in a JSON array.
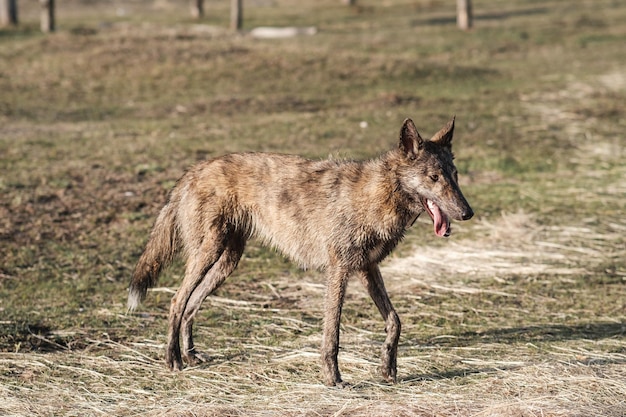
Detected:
[
  {"left": 40, "top": 0, "right": 55, "bottom": 32},
  {"left": 230, "top": 0, "right": 242, "bottom": 31},
  {"left": 456, "top": 0, "right": 472, "bottom": 30},
  {"left": 0, "top": 0, "right": 18, "bottom": 27},
  {"left": 190, "top": 0, "right": 204, "bottom": 18}
]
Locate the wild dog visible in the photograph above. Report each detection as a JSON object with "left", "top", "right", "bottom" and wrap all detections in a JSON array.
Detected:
[{"left": 128, "top": 117, "right": 473, "bottom": 387}]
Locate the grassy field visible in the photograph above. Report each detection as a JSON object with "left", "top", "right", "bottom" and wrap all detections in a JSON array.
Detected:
[{"left": 1, "top": 0, "right": 625, "bottom": 415}]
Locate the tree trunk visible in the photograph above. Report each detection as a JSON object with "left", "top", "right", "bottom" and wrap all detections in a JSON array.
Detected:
[
  {"left": 0, "top": 0, "right": 17, "bottom": 26},
  {"left": 40, "top": 0, "right": 55, "bottom": 33},
  {"left": 190, "top": 0, "right": 204, "bottom": 18},
  {"left": 456, "top": 0, "right": 472, "bottom": 30},
  {"left": 230, "top": 0, "right": 242, "bottom": 31}
]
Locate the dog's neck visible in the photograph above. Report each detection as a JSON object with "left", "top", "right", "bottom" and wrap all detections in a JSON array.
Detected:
[
  {"left": 350, "top": 152, "right": 424, "bottom": 233},
  {"left": 378, "top": 149, "right": 426, "bottom": 217}
]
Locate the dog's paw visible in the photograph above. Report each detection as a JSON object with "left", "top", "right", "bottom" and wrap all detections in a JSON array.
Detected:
[
  {"left": 327, "top": 379, "right": 352, "bottom": 389},
  {"left": 165, "top": 351, "right": 184, "bottom": 371},
  {"left": 184, "top": 350, "right": 211, "bottom": 367},
  {"left": 381, "top": 366, "right": 397, "bottom": 384}
]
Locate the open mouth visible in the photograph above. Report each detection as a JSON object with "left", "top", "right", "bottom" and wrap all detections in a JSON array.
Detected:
[{"left": 422, "top": 198, "right": 451, "bottom": 237}]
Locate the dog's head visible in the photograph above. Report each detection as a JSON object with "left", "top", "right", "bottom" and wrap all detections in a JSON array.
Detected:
[{"left": 396, "top": 117, "right": 474, "bottom": 237}]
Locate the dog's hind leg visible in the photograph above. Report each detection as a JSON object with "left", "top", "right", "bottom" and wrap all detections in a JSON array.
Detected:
[
  {"left": 320, "top": 265, "right": 351, "bottom": 387},
  {"left": 358, "top": 265, "right": 401, "bottom": 383},
  {"left": 165, "top": 230, "right": 227, "bottom": 371},
  {"left": 181, "top": 231, "right": 246, "bottom": 366}
]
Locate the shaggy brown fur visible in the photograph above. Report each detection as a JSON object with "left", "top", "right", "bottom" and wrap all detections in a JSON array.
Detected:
[{"left": 128, "top": 117, "right": 473, "bottom": 386}]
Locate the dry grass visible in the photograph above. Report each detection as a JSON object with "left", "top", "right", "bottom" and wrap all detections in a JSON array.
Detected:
[
  {"left": 2, "top": 338, "right": 626, "bottom": 416},
  {"left": 1, "top": 0, "right": 625, "bottom": 415},
  {"left": 2, "top": 133, "right": 624, "bottom": 415}
]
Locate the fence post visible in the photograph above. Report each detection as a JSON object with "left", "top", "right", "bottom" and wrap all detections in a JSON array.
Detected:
[
  {"left": 191, "top": 0, "right": 204, "bottom": 18},
  {"left": 230, "top": 0, "right": 242, "bottom": 31},
  {"left": 0, "top": 0, "right": 18, "bottom": 27},
  {"left": 40, "top": 0, "right": 55, "bottom": 32},
  {"left": 456, "top": 0, "right": 472, "bottom": 30}
]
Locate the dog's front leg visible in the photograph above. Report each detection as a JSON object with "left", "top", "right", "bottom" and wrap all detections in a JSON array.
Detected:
[
  {"left": 321, "top": 265, "right": 350, "bottom": 387},
  {"left": 359, "top": 265, "right": 401, "bottom": 383}
]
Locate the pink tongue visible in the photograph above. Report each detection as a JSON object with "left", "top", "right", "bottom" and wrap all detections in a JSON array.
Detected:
[{"left": 427, "top": 199, "right": 450, "bottom": 237}]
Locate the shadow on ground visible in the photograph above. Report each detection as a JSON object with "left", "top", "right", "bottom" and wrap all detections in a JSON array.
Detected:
[{"left": 427, "top": 321, "right": 626, "bottom": 347}]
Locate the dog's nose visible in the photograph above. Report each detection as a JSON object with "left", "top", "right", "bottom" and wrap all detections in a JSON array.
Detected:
[{"left": 461, "top": 207, "right": 474, "bottom": 220}]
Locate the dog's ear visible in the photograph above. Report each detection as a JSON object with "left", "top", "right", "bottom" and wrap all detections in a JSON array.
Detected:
[
  {"left": 399, "top": 118, "right": 424, "bottom": 160},
  {"left": 430, "top": 116, "right": 455, "bottom": 148}
]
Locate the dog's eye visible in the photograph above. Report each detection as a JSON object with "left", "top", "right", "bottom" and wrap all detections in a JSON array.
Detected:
[{"left": 430, "top": 174, "right": 439, "bottom": 182}]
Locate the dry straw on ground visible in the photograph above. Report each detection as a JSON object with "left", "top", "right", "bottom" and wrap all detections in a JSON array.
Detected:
[
  {"left": 1, "top": 4, "right": 625, "bottom": 415},
  {"left": 2, "top": 171, "right": 625, "bottom": 415}
]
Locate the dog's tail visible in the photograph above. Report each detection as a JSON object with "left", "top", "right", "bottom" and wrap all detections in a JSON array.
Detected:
[{"left": 127, "top": 200, "right": 180, "bottom": 311}]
